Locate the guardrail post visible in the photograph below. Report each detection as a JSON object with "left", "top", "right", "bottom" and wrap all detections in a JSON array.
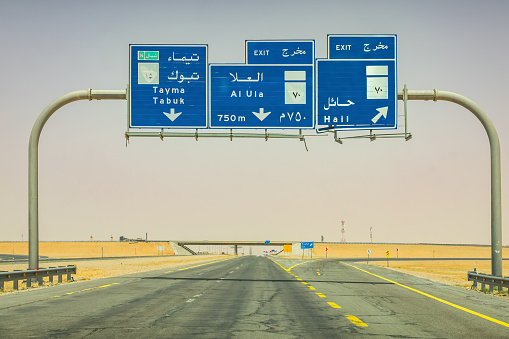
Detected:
[{"left": 13, "top": 280, "right": 18, "bottom": 290}]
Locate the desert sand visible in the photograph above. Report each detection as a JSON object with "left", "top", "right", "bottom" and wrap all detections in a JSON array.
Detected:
[{"left": 1, "top": 242, "right": 507, "bottom": 294}]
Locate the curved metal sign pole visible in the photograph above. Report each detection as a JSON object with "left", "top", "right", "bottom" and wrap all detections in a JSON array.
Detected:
[
  {"left": 28, "top": 89, "right": 127, "bottom": 269},
  {"left": 399, "top": 90, "right": 502, "bottom": 277}
]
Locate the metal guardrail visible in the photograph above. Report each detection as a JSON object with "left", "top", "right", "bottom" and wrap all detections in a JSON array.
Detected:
[
  {"left": 468, "top": 271, "right": 509, "bottom": 293},
  {"left": 0, "top": 265, "right": 76, "bottom": 291}
]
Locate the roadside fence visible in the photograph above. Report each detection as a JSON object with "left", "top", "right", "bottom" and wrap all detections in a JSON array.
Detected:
[
  {"left": 468, "top": 270, "right": 509, "bottom": 293},
  {"left": 0, "top": 265, "right": 77, "bottom": 291}
]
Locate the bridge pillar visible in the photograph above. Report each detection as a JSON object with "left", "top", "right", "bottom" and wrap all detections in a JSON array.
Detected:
[{"left": 234, "top": 245, "right": 238, "bottom": 256}]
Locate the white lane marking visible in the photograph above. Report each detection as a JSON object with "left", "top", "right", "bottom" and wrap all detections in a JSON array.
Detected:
[{"left": 186, "top": 298, "right": 195, "bottom": 303}]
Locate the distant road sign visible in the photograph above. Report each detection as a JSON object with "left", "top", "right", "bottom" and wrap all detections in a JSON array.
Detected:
[
  {"left": 316, "top": 35, "right": 397, "bottom": 131},
  {"left": 301, "top": 242, "right": 314, "bottom": 249},
  {"left": 264, "top": 240, "right": 270, "bottom": 245},
  {"left": 129, "top": 44, "right": 208, "bottom": 129},
  {"left": 367, "top": 249, "right": 371, "bottom": 254},
  {"left": 284, "top": 244, "right": 293, "bottom": 253},
  {"left": 209, "top": 64, "right": 314, "bottom": 129},
  {"left": 386, "top": 251, "right": 390, "bottom": 258},
  {"left": 245, "top": 40, "right": 314, "bottom": 65}
]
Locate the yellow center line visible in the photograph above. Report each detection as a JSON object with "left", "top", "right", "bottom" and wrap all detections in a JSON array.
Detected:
[
  {"left": 307, "top": 286, "right": 316, "bottom": 290},
  {"left": 316, "top": 293, "right": 326, "bottom": 298},
  {"left": 346, "top": 315, "right": 368, "bottom": 327},
  {"left": 301, "top": 281, "right": 308, "bottom": 285},
  {"left": 56, "top": 283, "right": 120, "bottom": 298},
  {"left": 327, "top": 302, "right": 341, "bottom": 308},
  {"left": 267, "top": 257, "right": 320, "bottom": 272},
  {"left": 342, "top": 262, "right": 509, "bottom": 329}
]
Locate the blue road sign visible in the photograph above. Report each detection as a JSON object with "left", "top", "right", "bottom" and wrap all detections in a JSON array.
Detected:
[
  {"left": 316, "top": 35, "right": 397, "bottom": 131},
  {"left": 129, "top": 44, "right": 208, "bottom": 129},
  {"left": 301, "top": 242, "right": 314, "bottom": 249},
  {"left": 209, "top": 64, "right": 314, "bottom": 129},
  {"left": 264, "top": 240, "right": 270, "bottom": 245},
  {"left": 328, "top": 35, "right": 396, "bottom": 59},
  {"left": 246, "top": 40, "right": 314, "bottom": 65}
]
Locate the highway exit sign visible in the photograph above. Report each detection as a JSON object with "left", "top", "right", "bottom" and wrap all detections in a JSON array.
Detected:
[{"left": 316, "top": 35, "right": 397, "bottom": 131}]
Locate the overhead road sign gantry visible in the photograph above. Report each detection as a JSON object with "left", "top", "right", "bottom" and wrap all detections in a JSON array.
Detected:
[
  {"left": 209, "top": 40, "right": 315, "bottom": 129},
  {"left": 316, "top": 35, "right": 397, "bottom": 131},
  {"left": 129, "top": 44, "right": 208, "bottom": 129}
]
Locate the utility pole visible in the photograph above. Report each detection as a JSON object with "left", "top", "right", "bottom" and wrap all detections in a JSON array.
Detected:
[{"left": 340, "top": 220, "right": 346, "bottom": 243}]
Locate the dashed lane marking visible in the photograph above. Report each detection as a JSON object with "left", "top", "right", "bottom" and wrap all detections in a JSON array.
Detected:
[
  {"left": 268, "top": 257, "right": 369, "bottom": 328},
  {"left": 346, "top": 315, "right": 368, "bottom": 327},
  {"left": 177, "top": 257, "right": 236, "bottom": 271}
]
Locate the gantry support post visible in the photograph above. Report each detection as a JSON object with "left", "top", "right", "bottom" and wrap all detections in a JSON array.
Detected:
[
  {"left": 28, "top": 89, "right": 127, "bottom": 269},
  {"left": 398, "top": 90, "right": 502, "bottom": 277}
]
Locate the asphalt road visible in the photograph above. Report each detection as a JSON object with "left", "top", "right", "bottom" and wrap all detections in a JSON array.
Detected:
[{"left": 1, "top": 256, "right": 508, "bottom": 338}]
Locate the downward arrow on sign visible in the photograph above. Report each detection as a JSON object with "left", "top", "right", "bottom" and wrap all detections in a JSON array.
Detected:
[
  {"left": 163, "top": 108, "right": 182, "bottom": 122},
  {"left": 252, "top": 108, "right": 271, "bottom": 121},
  {"left": 371, "top": 106, "right": 388, "bottom": 124}
]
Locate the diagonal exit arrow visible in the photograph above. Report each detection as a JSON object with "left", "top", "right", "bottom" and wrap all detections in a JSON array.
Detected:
[
  {"left": 252, "top": 107, "right": 271, "bottom": 121},
  {"left": 371, "top": 106, "right": 388, "bottom": 124},
  {"left": 163, "top": 108, "right": 182, "bottom": 122}
]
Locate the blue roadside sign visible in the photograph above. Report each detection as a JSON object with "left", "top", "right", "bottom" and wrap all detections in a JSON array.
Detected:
[
  {"left": 301, "top": 242, "right": 314, "bottom": 249},
  {"left": 129, "top": 44, "right": 208, "bottom": 129}
]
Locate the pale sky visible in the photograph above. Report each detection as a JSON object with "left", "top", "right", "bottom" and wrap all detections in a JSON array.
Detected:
[{"left": 0, "top": 0, "right": 508, "bottom": 246}]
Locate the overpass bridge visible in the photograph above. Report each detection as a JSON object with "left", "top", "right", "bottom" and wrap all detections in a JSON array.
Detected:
[{"left": 176, "top": 240, "right": 294, "bottom": 255}]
